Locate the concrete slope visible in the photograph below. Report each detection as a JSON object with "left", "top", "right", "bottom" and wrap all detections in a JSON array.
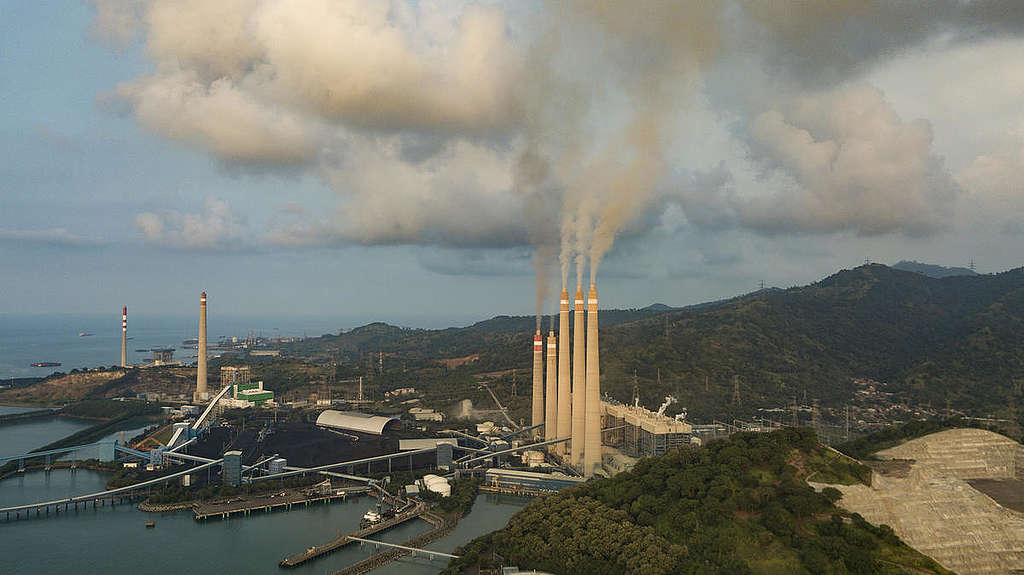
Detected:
[{"left": 812, "top": 429, "right": 1024, "bottom": 575}]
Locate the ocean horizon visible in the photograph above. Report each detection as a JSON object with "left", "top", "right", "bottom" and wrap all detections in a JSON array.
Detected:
[{"left": 0, "top": 312, "right": 482, "bottom": 380}]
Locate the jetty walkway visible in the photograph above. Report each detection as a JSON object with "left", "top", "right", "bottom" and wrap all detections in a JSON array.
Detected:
[{"left": 279, "top": 502, "right": 431, "bottom": 568}]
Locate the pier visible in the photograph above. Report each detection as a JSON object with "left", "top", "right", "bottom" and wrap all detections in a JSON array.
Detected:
[
  {"left": 193, "top": 485, "right": 371, "bottom": 521},
  {"left": 331, "top": 511, "right": 457, "bottom": 575},
  {"left": 278, "top": 502, "right": 433, "bottom": 568}
]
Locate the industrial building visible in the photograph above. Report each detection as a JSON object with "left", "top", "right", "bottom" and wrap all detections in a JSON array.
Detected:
[
  {"left": 150, "top": 348, "right": 177, "bottom": 366},
  {"left": 223, "top": 450, "right": 242, "bottom": 486},
  {"left": 221, "top": 365, "right": 274, "bottom": 406},
  {"left": 483, "top": 469, "right": 585, "bottom": 493},
  {"left": 602, "top": 401, "right": 696, "bottom": 459},
  {"left": 315, "top": 410, "right": 400, "bottom": 435}
]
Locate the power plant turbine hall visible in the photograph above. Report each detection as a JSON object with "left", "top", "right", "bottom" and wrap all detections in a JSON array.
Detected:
[
  {"left": 557, "top": 287, "right": 571, "bottom": 457},
  {"left": 571, "top": 286, "right": 586, "bottom": 466},
  {"left": 532, "top": 331, "right": 544, "bottom": 439},
  {"left": 583, "top": 283, "right": 601, "bottom": 477},
  {"left": 545, "top": 331, "right": 558, "bottom": 447}
]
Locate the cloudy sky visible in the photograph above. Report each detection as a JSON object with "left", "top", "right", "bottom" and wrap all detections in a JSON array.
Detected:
[{"left": 2, "top": 1, "right": 1023, "bottom": 323}]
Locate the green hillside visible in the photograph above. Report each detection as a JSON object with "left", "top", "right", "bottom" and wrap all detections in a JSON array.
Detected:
[
  {"left": 442, "top": 428, "right": 952, "bottom": 575},
  {"left": 284, "top": 264, "right": 1024, "bottom": 421}
]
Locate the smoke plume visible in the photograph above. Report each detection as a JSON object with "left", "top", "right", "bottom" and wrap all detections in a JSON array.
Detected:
[{"left": 90, "top": 0, "right": 1024, "bottom": 299}]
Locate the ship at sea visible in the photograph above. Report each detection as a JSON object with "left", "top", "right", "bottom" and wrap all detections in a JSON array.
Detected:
[
  {"left": 78, "top": 332, "right": 94, "bottom": 337},
  {"left": 30, "top": 362, "right": 61, "bottom": 367}
]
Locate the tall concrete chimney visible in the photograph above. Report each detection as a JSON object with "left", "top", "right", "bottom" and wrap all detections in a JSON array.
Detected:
[
  {"left": 195, "top": 291, "right": 208, "bottom": 402},
  {"left": 570, "top": 286, "right": 586, "bottom": 466},
  {"left": 121, "top": 306, "right": 127, "bottom": 368},
  {"left": 544, "top": 331, "right": 558, "bottom": 447},
  {"left": 532, "top": 331, "right": 544, "bottom": 438},
  {"left": 556, "top": 287, "right": 571, "bottom": 457},
  {"left": 583, "top": 283, "right": 601, "bottom": 477}
]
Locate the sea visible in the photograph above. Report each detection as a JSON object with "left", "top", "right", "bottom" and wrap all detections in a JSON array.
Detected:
[
  {"left": 0, "top": 313, "right": 478, "bottom": 381},
  {"left": 0, "top": 313, "right": 527, "bottom": 573},
  {"left": 0, "top": 410, "right": 529, "bottom": 574}
]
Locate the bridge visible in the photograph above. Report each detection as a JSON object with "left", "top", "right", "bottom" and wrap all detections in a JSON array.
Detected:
[
  {"left": 0, "top": 440, "right": 117, "bottom": 473},
  {"left": 0, "top": 458, "right": 223, "bottom": 518},
  {"left": 347, "top": 536, "right": 458, "bottom": 559}
]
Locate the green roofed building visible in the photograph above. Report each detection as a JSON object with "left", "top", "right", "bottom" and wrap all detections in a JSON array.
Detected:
[{"left": 221, "top": 365, "right": 275, "bottom": 406}]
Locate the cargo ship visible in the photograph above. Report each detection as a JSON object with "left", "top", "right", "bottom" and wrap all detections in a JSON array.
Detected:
[{"left": 30, "top": 362, "right": 61, "bottom": 367}]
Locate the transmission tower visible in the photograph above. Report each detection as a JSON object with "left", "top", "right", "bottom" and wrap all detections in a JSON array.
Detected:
[
  {"left": 969, "top": 258, "right": 976, "bottom": 272},
  {"left": 732, "top": 375, "right": 741, "bottom": 406},
  {"left": 791, "top": 397, "right": 799, "bottom": 426}
]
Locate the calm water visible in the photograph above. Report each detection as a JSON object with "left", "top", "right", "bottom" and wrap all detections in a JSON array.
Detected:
[
  {"left": 0, "top": 419, "right": 528, "bottom": 574},
  {"left": 0, "top": 313, "right": 481, "bottom": 380},
  {"left": 0, "top": 416, "right": 94, "bottom": 460}
]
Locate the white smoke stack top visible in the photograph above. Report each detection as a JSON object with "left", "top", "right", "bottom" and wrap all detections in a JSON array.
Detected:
[
  {"left": 583, "top": 283, "right": 601, "bottom": 477},
  {"left": 195, "top": 291, "right": 208, "bottom": 402},
  {"left": 570, "top": 286, "right": 586, "bottom": 466},
  {"left": 121, "top": 306, "right": 127, "bottom": 368},
  {"left": 556, "top": 287, "right": 571, "bottom": 458},
  {"left": 532, "top": 331, "right": 544, "bottom": 439}
]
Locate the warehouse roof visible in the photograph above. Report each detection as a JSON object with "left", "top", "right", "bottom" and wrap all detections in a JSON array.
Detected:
[{"left": 315, "top": 410, "right": 400, "bottom": 435}]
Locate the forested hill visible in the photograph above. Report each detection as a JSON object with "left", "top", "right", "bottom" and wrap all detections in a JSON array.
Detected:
[
  {"left": 441, "top": 428, "right": 952, "bottom": 575},
  {"left": 603, "top": 264, "right": 1024, "bottom": 417},
  {"left": 286, "top": 264, "right": 1024, "bottom": 419}
]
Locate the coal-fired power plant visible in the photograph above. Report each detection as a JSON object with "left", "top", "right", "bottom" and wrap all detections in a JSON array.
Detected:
[
  {"left": 195, "top": 291, "right": 208, "bottom": 403},
  {"left": 120, "top": 306, "right": 127, "bottom": 368},
  {"left": 570, "top": 286, "right": 586, "bottom": 466},
  {"left": 557, "top": 288, "right": 571, "bottom": 457},
  {"left": 583, "top": 284, "right": 601, "bottom": 477},
  {"left": 544, "top": 331, "right": 558, "bottom": 446},
  {"left": 532, "top": 331, "right": 544, "bottom": 438},
  {"left": 529, "top": 282, "right": 603, "bottom": 476}
]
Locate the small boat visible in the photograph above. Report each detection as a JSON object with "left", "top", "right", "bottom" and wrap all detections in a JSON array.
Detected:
[
  {"left": 145, "top": 520, "right": 155, "bottom": 528},
  {"left": 78, "top": 332, "right": 94, "bottom": 337},
  {"left": 30, "top": 362, "right": 61, "bottom": 367}
]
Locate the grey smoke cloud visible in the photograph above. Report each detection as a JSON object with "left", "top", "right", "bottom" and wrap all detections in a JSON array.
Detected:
[
  {"left": 93, "top": 1, "right": 1024, "bottom": 266},
  {"left": 670, "top": 86, "right": 960, "bottom": 236}
]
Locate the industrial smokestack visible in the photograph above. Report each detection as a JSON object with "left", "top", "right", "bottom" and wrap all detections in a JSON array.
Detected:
[
  {"left": 583, "top": 283, "right": 601, "bottom": 477},
  {"left": 195, "top": 291, "right": 208, "bottom": 402},
  {"left": 570, "top": 286, "right": 586, "bottom": 466},
  {"left": 121, "top": 306, "right": 127, "bottom": 368},
  {"left": 556, "top": 287, "right": 571, "bottom": 457},
  {"left": 532, "top": 330, "right": 544, "bottom": 439},
  {"left": 544, "top": 331, "right": 558, "bottom": 448}
]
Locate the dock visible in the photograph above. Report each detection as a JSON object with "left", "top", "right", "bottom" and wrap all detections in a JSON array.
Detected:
[
  {"left": 193, "top": 486, "right": 371, "bottom": 521},
  {"left": 278, "top": 502, "right": 431, "bottom": 568},
  {"left": 330, "top": 511, "right": 456, "bottom": 575}
]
